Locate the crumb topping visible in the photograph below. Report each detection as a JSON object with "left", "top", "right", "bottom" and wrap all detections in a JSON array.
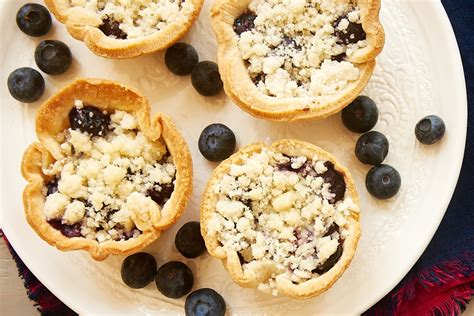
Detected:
[
  {"left": 43, "top": 101, "right": 176, "bottom": 242},
  {"left": 70, "top": 0, "right": 195, "bottom": 39},
  {"left": 206, "top": 148, "right": 358, "bottom": 295},
  {"left": 236, "top": 0, "right": 367, "bottom": 98}
]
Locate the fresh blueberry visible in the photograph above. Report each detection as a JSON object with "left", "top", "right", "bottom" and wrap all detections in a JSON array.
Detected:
[
  {"left": 69, "top": 106, "right": 111, "bottom": 137},
  {"left": 366, "top": 164, "right": 401, "bottom": 199},
  {"left": 320, "top": 162, "right": 346, "bottom": 204},
  {"left": 233, "top": 13, "right": 257, "bottom": 35},
  {"left": 198, "top": 124, "right": 236, "bottom": 162},
  {"left": 48, "top": 220, "right": 82, "bottom": 238},
  {"left": 333, "top": 16, "right": 366, "bottom": 44},
  {"left": 35, "top": 40, "right": 72, "bottom": 75},
  {"left": 185, "top": 288, "right": 226, "bottom": 316},
  {"left": 313, "top": 243, "right": 343, "bottom": 274},
  {"left": 16, "top": 3, "right": 52, "bottom": 37},
  {"left": 121, "top": 253, "right": 157, "bottom": 289},
  {"left": 355, "top": 131, "right": 389, "bottom": 165},
  {"left": 165, "top": 43, "right": 199, "bottom": 76},
  {"left": 191, "top": 61, "right": 223, "bottom": 97},
  {"left": 7, "top": 67, "right": 45, "bottom": 103},
  {"left": 341, "top": 96, "right": 379, "bottom": 133},
  {"left": 147, "top": 184, "right": 174, "bottom": 207},
  {"left": 155, "top": 261, "right": 194, "bottom": 298},
  {"left": 415, "top": 115, "right": 446, "bottom": 145},
  {"left": 99, "top": 17, "right": 127, "bottom": 39},
  {"left": 175, "top": 222, "right": 206, "bottom": 259}
]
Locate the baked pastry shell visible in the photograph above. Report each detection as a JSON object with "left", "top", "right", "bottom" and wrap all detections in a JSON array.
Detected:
[
  {"left": 21, "top": 78, "right": 193, "bottom": 261},
  {"left": 44, "top": 0, "right": 204, "bottom": 59},
  {"left": 201, "top": 139, "right": 361, "bottom": 299},
  {"left": 211, "top": 0, "right": 385, "bottom": 121}
]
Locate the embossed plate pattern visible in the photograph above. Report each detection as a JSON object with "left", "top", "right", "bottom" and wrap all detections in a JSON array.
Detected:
[{"left": 0, "top": 0, "right": 467, "bottom": 314}]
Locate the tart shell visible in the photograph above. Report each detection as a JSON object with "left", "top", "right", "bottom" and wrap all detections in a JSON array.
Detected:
[
  {"left": 200, "top": 139, "right": 361, "bottom": 299},
  {"left": 211, "top": 0, "right": 385, "bottom": 121},
  {"left": 44, "top": 0, "right": 204, "bottom": 59},
  {"left": 21, "top": 78, "right": 193, "bottom": 261}
]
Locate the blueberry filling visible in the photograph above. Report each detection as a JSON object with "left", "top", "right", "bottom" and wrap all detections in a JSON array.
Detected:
[
  {"left": 48, "top": 219, "right": 82, "bottom": 238},
  {"left": 333, "top": 16, "right": 366, "bottom": 45},
  {"left": 238, "top": 252, "right": 247, "bottom": 265},
  {"left": 147, "top": 183, "right": 174, "bottom": 207},
  {"left": 45, "top": 178, "right": 59, "bottom": 196},
  {"left": 99, "top": 17, "right": 128, "bottom": 39},
  {"left": 331, "top": 53, "right": 347, "bottom": 62},
  {"left": 69, "top": 105, "right": 111, "bottom": 137},
  {"left": 233, "top": 12, "right": 257, "bottom": 35},
  {"left": 252, "top": 73, "right": 266, "bottom": 85},
  {"left": 324, "top": 223, "right": 340, "bottom": 237},
  {"left": 276, "top": 156, "right": 313, "bottom": 176},
  {"left": 313, "top": 242, "right": 344, "bottom": 274},
  {"left": 320, "top": 162, "right": 346, "bottom": 204}
]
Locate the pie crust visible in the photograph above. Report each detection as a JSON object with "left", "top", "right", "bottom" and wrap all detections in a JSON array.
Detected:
[
  {"left": 201, "top": 139, "right": 360, "bottom": 299},
  {"left": 211, "top": 0, "right": 385, "bottom": 121},
  {"left": 44, "top": 0, "right": 204, "bottom": 59},
  {"left": 21, "top": 78, "right": 193, "bottom": 260}
]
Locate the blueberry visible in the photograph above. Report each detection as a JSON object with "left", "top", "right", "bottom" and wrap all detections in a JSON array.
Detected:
[
  {"left": 355, "top": 131, "right": 389, "bottom": 165},
  {"left": 69, "top": 106, "right": 110, "bottom": 136},
  {"left": 366, "top": 164, "right": 401, "bottom": 199},
  {"left": 35, "top": 40, "right": 72, "bottom": 75},
  {"left": 233, "top": 13, "right": 257, "bottom": 35},
  {"left": 147, "top": 184, "right": 174, "bottom": 207},
  {"left": 191, "top": 61, "right": 223, "bottom": 97},
  {"left": 198, "top": 124, "right": 236, "bottom": 162},
  {"left": 165, "top": 43, "right": 199, "bottom": 76},
  {"left": 7, "top": 67, "right": 45, "bottom": 103},
  {"left": 47, "top": 220, "right": 82, "bottom": 238},
  {"left": 334, "top": 16, "right": 366, "bottom": 44},
  {"left": 320, "top": 162, "right": 346, "bottom": 204},
  {"left": 16, "top": 3, "right": 52, "bottom": 37},
  {"left": 175, "top": 222, "right": 206, "bottom": 258},
  {"left": 121, "top": 253, "right": 157, "bottom": 289},
  {"left": 99, "top": 17, "right": 127, "bottom": 39},
  {"left": 415, "top": 115, "right": 446, "bottom": 145},
  {"left": 155, "top": 261, "right": 194, "bottom": 298},
  {"left": 313, "top": 243, "right": 343, "bottom": 275},
  {"left": 185, "top": 288, "right": 226, "bottom": 316},
  {"left": 341, "top": 96, "right": 378, "bottom": 133}
]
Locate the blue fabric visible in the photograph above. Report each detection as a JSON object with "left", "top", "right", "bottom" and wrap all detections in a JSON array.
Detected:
[
  {"left": 414, "top": 0, "right": 474, "bottom": 267},
  {"left": 365, "top": 0, "right": 474, "bottom": 313}
]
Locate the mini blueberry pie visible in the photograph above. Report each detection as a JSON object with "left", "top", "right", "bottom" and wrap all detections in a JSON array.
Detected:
[
  {"left": 201, "top": 139, "right": 360, "bottom": 299},
  {"left": 21, "top": 79, "right": 193, "bottom": 260},
  {"left": 44, "top": 0, "right": 204, "bottom": 58},
  {"left": 211, "top": 0, "right": 385, "bottom": 121}
]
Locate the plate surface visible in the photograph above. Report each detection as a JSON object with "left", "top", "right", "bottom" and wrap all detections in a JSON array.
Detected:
[{"left": 0, "top": 0, "right": 467, "bottom": 314}]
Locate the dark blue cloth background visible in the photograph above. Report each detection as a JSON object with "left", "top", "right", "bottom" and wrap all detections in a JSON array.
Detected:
[{"left": 366, "top": 0, "right": 474, "bottom": 313}]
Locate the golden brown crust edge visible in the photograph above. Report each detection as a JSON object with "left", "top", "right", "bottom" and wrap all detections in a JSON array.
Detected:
[
  {"left": 200, "top": 139, "right": 360, "bottom": 299},
  {"left": 44, "top": 0, "right": 204, "bottom": 59},
  {"left": 21, "top": 78, "right": 193, "bottom": 261},
  {"left": 211, "top": 0, "right": 385, "bottom": 122}
]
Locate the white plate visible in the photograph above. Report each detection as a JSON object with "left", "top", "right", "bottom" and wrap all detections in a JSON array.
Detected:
[{"left": 0, "top": 0, "right": 467, "bottom": 314}]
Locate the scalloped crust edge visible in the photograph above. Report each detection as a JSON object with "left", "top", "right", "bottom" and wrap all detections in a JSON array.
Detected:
[
  {"left": 44, "top": 0, "right": 204, "bottom": 59},
  {"left": 200, "top": 139, "right": 360, "bottom": 299},
  {"left": 21, "top": 78, "right": 193, "bottom": 261},
  {"left": 210, "top": 0, "right": 385, "bottom": 122}
]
